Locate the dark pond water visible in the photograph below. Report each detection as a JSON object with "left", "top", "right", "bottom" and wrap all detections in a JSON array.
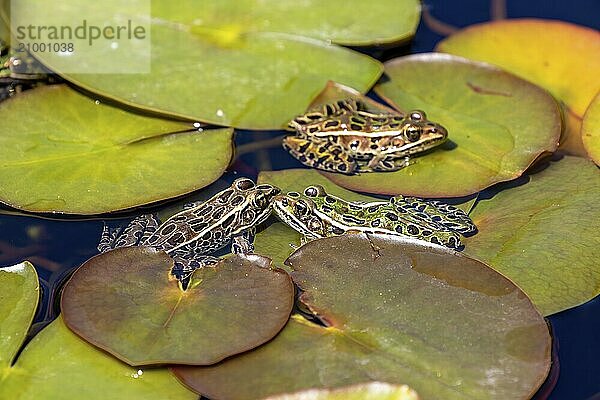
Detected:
[{"left": 0, "top": 0, "right": 598, "bottom": 399}]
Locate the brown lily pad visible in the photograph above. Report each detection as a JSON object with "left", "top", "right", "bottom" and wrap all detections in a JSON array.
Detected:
[
  {"left": 174, "top": 234, "right": 551, "bottom": 400},
  {"left": 61, "top": 247, "right": 294, "bottom": 366}
]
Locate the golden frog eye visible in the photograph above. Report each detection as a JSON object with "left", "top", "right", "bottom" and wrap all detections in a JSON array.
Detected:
[
  {"left": 349, "top": 140, "right": 360, "bottom": 150},
  {"left": 409, "top": 110, "right": 426, "bottom": 121},
  {"left": 406, "top": 126, "right": 422, "bottom": 142}
]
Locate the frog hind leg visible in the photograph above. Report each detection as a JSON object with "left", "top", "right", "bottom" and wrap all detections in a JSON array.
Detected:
[
  {"left": 97, "top": 214, "right": 159, "bottom": 252},
  {"left": 283, "top": 136, "right": 357, "bottom": 174},
  {"left": 97, "top": 224, "right": 119, "bottom": 253},
  {"left": 392, "top": 196, "right": 476, "bottom": 234}
]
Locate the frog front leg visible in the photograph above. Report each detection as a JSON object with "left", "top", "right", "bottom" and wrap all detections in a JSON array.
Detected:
[
  {"left": 283, "top": 135, "right": 357, "bottom": 174},
  {"left": 360, "top": 154, "right": 411, "bottom": 173},
  {"left": 231, "top": 228, "right": 255, "bottom": 254}
]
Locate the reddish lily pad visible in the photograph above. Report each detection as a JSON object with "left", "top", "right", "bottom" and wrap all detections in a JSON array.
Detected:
[
  {"left": 437, "top": 19, "right": 600, "bottom": 156},
  {"left": 0, "top": 85, "right": 233, "bottom": 214},
  {"left": 0, "top": 262, "right": 194, "bottom": 399},
  {"left": 263, "top": 382, "right": 420, "bottom": 400},
  {"left": 464, "top": 156, "right": 600, "bottom": 315},
  {"left": 61, "top": 247, "right": 294, "bottom": 366},
  {"left": 322, "top": 53, "right": 561, "bottom": 197},
  {"left": 582, "top": 92, "right": 600, "bottom": 166},
  {"left": 174, "top": 234, "right": 551, "bottom": 399}
]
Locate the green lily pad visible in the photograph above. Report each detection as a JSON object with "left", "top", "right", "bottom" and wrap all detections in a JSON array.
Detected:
[
  {"left": 14, "top": 1, "right": 384, "bottom": 129},
  {"left": 0, "top": 262, "right": 194, "bottom": 399},
  {"left": 322, "top": 53, "right": 560, "bottom": 197},
  {"left": 174, "top": 234, "right": 551, "bottom": 399},
  {"left": 436, "top": 19, "right": 600, "bottom": 156},
  {"left": 0, "top": 262, "right": 39, "bottom": 368},
  {"left": 0, "top": 85, "right": 233, "bottom": 214},
  {"left": 151, "top": 0, "right": 421, "bottom": 47},
  {"left": 464, "top": 156, "right": 600, "bottom": 315},
  {"left": 61, "top": 246, "right": 294, "bottom": 366},
  {"left": 263, "top": 382, "right": 419, "bottom": 400},
  {"left": 582, "top": 92, "right": 600, "bottom": 166},
  {"left": 254, "top": 222, "right": 301, "bottom": 273}
]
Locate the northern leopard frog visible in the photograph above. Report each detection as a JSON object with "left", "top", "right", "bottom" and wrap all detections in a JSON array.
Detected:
[
  {"left": 272, "top": 185, "right": 476, "bottom": 250},
  {"left": 283, "top": 99, "right": 448, "bottom": 174},
  {"left": 98, "top": 178, "right": 280, "bottom": 281}
]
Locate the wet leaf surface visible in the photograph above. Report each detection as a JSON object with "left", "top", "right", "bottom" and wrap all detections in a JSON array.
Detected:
[
  {"left": 263, "top": 382, "right": 420, "bottom": 400},
  {"left": 254, "top": 222, "right": 301, "bottom": 273},
  {"left": 0, "top": 262, "right": 194, "bottom": 399},
  {"left": 152, "top": 0, "right": 421, "bottom": 47},
  {"left": 464, "top": 156, "right": 600, "bottom": 315},
  {"left": 0, "top": 262, "right": 39, "bottom": 368},
  {"left": 61, "top": 246, "right": 294, "bottom": 366},
  {"left": 324, "top": 53, "right": 560, "bottom": 197},
  {"left": 0, "top": 85, "right": 233, "bottom": 214},
  {"left": 17, "top": 1, "right": 384, "bottom": 129},
  {"left": 582, "top": 92, "right": 600, "bottom": 166},
  {"left": 436, "top": 19, "right": 600, "bottom": 156},
  {"left": 174, "top": 234, "right": 550, "bottom": 400}
]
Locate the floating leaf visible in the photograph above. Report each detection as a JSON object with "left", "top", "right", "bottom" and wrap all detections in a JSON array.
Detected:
[
  {"left": 174, "top": 234, "right": 550, "bottom": 400},
  {"left": 0, "top": 262, "right": 194, "bottom": 399},
  {"left": 464, "top": 156, "right": 600, "bottom": 315},
  {"left": 263, "top": 382, "right": 420, "bottom": 400},
  {"left": 0, "top": 262, "right": 39, "bottom": 368},
  {"left": 254, "top": 222, "right": 301, "bottom": 273},
  {"left": 323, "top": 53, "right": 561, "bottom": 197},
  {"left": 0, "top": 85, "right": 233, "bottom": 214},
  {"left": 15, "top": 1, "right": 384, "bottom": 129},
  {"left": 61, "top": 247, "right": 294, "bottom": 366},
  {"left": 582, "top": 92, "right": 600, "bottom": 166},
  {"left": 436, "top": 19, "right": 600, "bottom": 156},
  {"left": 151, "top": 0, "right": 421, "bottom": 47}
]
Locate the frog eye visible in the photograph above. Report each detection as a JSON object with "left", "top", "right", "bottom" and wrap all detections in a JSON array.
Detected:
[
  {"left": 234, "top": 178, "right": 255, "bottom": 191},
  {"left": 304, "top": 185, "right": 326, "bottom": 197},
  {"left": 409, "top": 110, "right": 426, "bottom": 121},
  {"left": 349, "top": 140, "right": 360, "bottom": 150},
  {"left": 406, "top": 126, "right": 422, "bottom": 142}
]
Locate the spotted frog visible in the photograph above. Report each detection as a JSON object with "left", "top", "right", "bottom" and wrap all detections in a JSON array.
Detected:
[
  {"left": 271, "top": 185, "right": 476, "bottom": 250},
  {"left": 283, "top": 99, "right": 448, "bottom": 174},
  {"left": 98, "top": 178, "right": 280, "bottom": 280}
]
